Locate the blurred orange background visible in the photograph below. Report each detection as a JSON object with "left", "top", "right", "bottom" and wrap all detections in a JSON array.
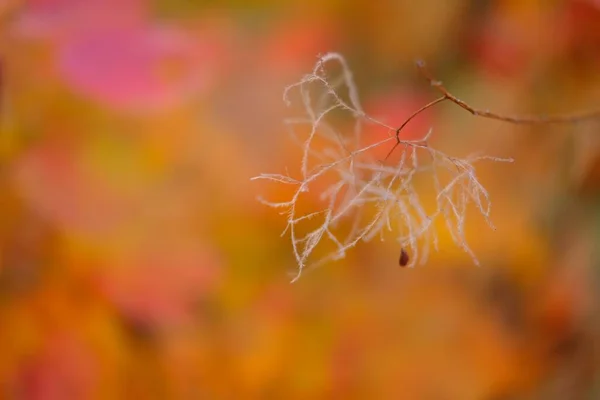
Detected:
[{"left": 1, "top": 0, "right": 600, "bottom": 398}]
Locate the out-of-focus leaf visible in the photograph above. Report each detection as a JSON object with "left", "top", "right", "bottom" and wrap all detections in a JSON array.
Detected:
[{"left": 56, "top": 26, "right": 219, "bottom": 113}]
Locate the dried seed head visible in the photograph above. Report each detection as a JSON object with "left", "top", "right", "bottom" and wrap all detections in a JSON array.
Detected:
[
  {"left": 399, "top": 248, "right": 410, "bottom": 267},
  {"left": 252, "top": 53, "right": 508, "bottom": 282}
]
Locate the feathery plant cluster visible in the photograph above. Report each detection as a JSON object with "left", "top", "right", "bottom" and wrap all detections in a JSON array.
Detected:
[{"left": 252, "top": 53, "right": 512, "bottom": 282}]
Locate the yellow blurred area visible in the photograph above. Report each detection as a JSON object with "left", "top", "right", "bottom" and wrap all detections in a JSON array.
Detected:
[{"left": 1, "top": 0, "right": 600, "bottom": 398}]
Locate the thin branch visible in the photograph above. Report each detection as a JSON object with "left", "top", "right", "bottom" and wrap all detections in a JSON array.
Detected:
[
  {"left": 385, "top": 60, "right": 600, "bottom": 161},
  {"left": 385, "top": 96, "right": 447, "bottom": 161}
]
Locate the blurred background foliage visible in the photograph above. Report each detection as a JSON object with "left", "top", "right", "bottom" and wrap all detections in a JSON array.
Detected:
[{"left": 1, "top": 0, "right": 600, "bottom": 398}]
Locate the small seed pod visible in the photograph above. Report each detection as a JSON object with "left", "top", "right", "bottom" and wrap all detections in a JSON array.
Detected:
[{"left": 399, "top": 248, "right": 409, "bottom": 267}]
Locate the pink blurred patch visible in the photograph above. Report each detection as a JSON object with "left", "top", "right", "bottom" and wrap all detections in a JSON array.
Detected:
[
  {"left": 362, "top": 91, "right": 433, "bottom": 162},
  {"left": 14, "top": 0, "right": 148, "bottom": 39},
  {"left": 97, "top": 244, "right": 221, "bottom": 329},
  {"left": 14, "top": 0, "right": 225, "bottom": 113},
  {"left": 15, "top": 332, "right": 98, "bottom": 400},
  {"left": 13, "top": 139, "right": 134, "bottom": 235},
  {"left": 57, "top": 27, "right": 219, "bottom": 113}
]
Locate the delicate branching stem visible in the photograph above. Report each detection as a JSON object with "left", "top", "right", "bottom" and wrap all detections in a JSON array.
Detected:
[
  {"left": 255, "top": 53, "right": 526, "bottom": 282},
  {"left": 415, "top": 59, "right": 600, "bottom": 124},
  {"left": 384, "top": 60, "right": 600, "bottom": 161},
  {"left": 385, "top": 96, "right": 447, "bottom": 161}
]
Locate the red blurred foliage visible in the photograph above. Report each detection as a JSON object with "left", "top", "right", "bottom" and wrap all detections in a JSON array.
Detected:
[
  {"left": 14, "top": 332, "right": 98, "bottom": 400},
  {"left": 561, "top": 0, "right": 600, "bottom": 64},
  {"left": 361, "top": 90, "right": 433, "bottom": 162},
  {"left": 534, "top": 266, "right": 591, "bottom": 348},
  {"left": 259, "top": 16, "right": 340, "bottom": 78},
  {"left": 96, "top": 243, "right": 221, "bottom": 329},
  {"left": 468, "top": 14, "right": 532, "bottom": 79}
]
